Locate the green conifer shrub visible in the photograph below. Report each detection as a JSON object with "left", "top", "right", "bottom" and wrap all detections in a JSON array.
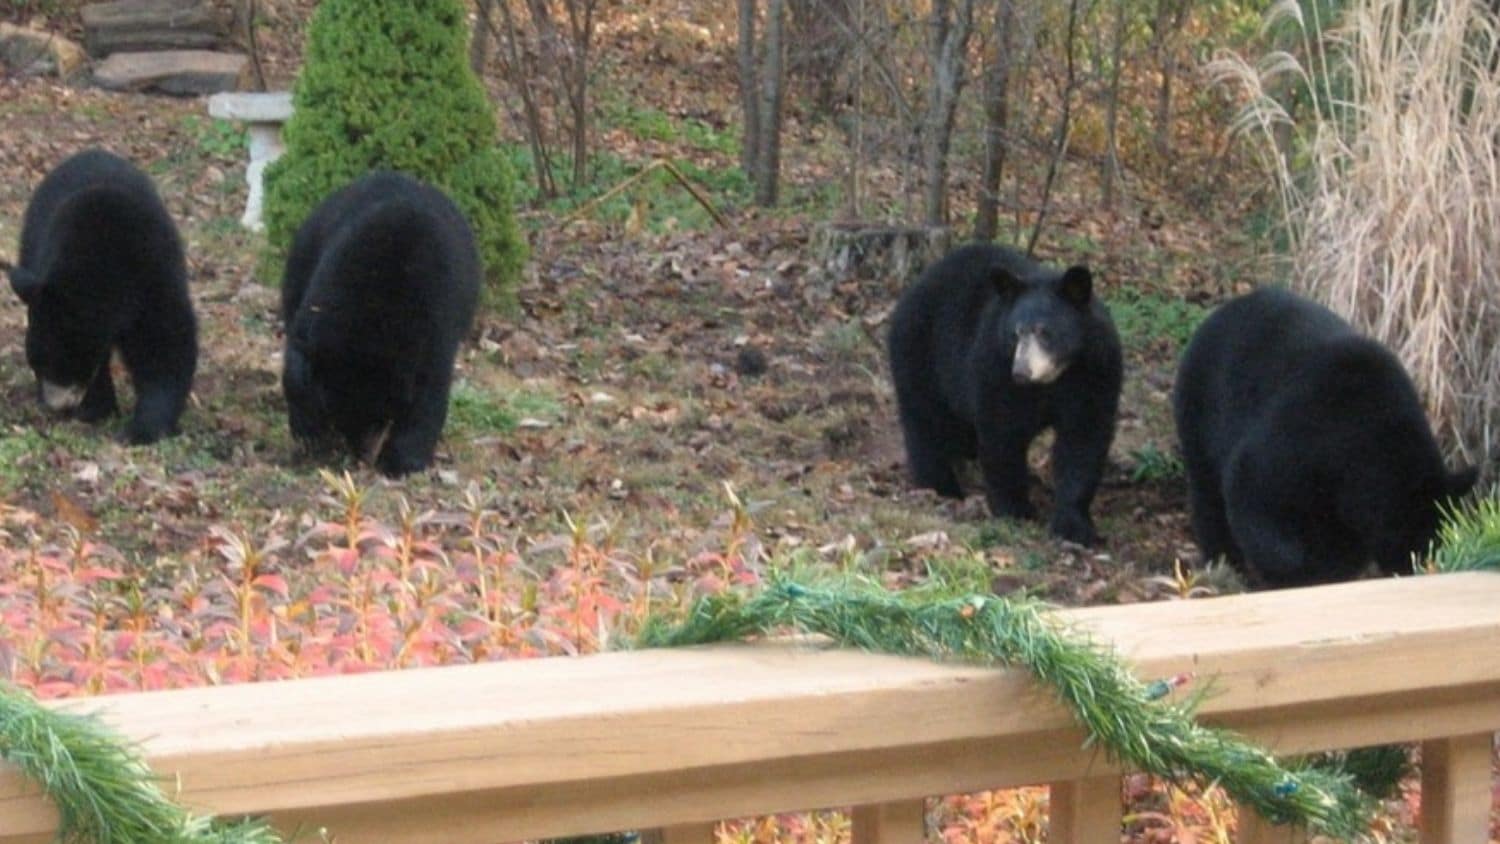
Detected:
[{"left": 262, "top": 0, "right": 526, "bottom": 307}]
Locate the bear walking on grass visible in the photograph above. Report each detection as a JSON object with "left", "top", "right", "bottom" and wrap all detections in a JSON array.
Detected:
[
  {"left": 8, "top": 149, "right": 196, "bottom": 445},
  {"left": 281, "top": 171, "right": 479, "bottom": 477},
  {"left": 888, "top": 243, "right": 1123, "bottom": 545},
  {"left": 1172, "top": 287, "right": 1476, "bottom": 589}
]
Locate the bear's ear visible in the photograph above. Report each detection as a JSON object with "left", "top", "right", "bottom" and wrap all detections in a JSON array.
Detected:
[
  {"left": 7, "top": 266, "right": 43, "bottom": 305},
  {"left": 1059, "top": 266, "right": 1093, "bottom": 307},
  {"left": 1446, "top": 466, "right": 1479, "bottom": 500},
  {"left": 989, "top": 265, "right": 1025, "bottom": 301}
]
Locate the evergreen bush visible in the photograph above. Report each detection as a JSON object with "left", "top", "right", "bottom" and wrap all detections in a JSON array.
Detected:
[{"left": 263, "top": 0, "right": 526, "bottom": 307}]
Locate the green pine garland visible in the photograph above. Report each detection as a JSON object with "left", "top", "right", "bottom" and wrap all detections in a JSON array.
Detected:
[
  {"left": 0, "top": 684, "right": 285, "bottom": 844},
  {"left": 1427, "top": 495, "right": 1500, "bottom": 573},
  {"left": 634, "top": 575, "right": 1370, "bottom": 839}
]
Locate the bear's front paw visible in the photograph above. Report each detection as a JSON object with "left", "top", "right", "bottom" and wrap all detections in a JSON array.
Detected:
[
  {"left": 122, "top": 421, "right": 172, "bottom": 446},
  {"left": 76, "top": 395, "right": 119, "bottom": 423},
  {"left": 376, "top": 447, "right": 433, "bottom": 478},
  {"left": 986, "top": 493, "right": 1037, "bottom": 522},
  {"left": 1049, "top": 510, "right": 1099, "bottom": 546}
]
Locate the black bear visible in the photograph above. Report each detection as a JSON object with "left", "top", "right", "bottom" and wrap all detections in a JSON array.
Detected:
[
  {"left": 281, "top": 171, "right": 479, "bottom": 477},
  {"left": 1172, "top": 287, "right": 1476, "bottom": 588},
  {"left": 8, "top": 149, "right": 196, "bottom": 444},
  {"left": 888, "top": 243, "right": 1123, "bottom": 545}
]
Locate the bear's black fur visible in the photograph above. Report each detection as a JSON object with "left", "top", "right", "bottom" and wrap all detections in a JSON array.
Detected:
[
  {"left": 8, "top": 149, "right": 196, "bottom": 444},
  {"left": 888, "top": 243, "right": 1123, "bottom": 545},
  {"left": 1172, "top": 287, "right": 1476, "bottom": 588},
  {"left": 281, "top": 171, "right": 480, "bottom": 477}
]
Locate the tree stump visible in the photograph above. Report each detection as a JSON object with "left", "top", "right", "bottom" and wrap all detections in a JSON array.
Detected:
[
  {"left": 81, "top": 0, "right": 226, "bottom": 58},
  {"left": 812, "top": 222, "right": 952, "bottom": 288}
]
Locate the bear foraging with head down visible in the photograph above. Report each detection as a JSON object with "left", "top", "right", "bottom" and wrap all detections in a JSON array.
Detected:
[
  {"left": 887, "top": 243, "right": 1123, "bottom": 545},
  {"left": 8, "top": 149, "right": 196, "bottom": 445},
  {"left": 1172, "top": 287, "right": 1476, "bottom": 589},
  {"left": 281, "top": 171, "right": 479, "bottom": 477}
]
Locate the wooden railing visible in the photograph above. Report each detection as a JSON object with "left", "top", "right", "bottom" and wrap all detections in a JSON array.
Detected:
[{"left": 1, "top": 573, "right": 1497, "bottom": 843}]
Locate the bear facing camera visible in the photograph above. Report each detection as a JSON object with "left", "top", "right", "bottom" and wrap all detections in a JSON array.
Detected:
[
  {"left": 8, "top": 148, "right": 197, "bottom": 445},
  {"left": 281, "top": 171, "right": 479, "bottom": 477},
  {"left": 888, "top": 243, "right": 1123, "bottom": 545},
  {"left": 1173, "top": 287, "right": 1477, "bottom": 589}
]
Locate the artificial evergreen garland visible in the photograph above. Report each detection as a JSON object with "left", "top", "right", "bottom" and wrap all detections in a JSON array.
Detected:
[
  {"left": 0, "top": 683, "right": 284, "bottom": 844},
  {"left": 1428, "top": 495, "right": 1500, "bottom": 573},
  {"left": 634, "top": 575, "right": 1370, "bottom": 839}
]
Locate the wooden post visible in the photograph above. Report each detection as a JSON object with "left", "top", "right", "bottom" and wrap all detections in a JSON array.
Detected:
[
  {"left": 1420, "top": 733, "right": 1495, "bottom": 843},
  {"left": 851, "top": 799, "right": 926, "bottom": 843},
  {"left": 639, "top": 823, "right": 716, "bottom": 844},
  {"left": 1048, "top": 776, "right": 1119, "bottom": 842},
  {"left": 1238, "top": 811, "right": 1308, "bottom": 844}
]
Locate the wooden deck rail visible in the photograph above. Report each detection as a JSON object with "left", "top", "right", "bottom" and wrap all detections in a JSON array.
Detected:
[{"left": 1, "top": 573, "right": 1497, "bottom": 843}]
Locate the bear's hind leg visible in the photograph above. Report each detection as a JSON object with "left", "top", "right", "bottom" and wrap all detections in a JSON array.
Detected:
[{"left": 900, "top": 419, "right": 964, "bottom": 498}]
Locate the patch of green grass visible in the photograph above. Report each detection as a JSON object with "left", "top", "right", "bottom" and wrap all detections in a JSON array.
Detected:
[
  {"left": 200, "top": 216, "right": 244, "bottom": 238},
  {"left": 601, "top": 96, "right": 739, "bottom": 157},
  {"left": 0, "top": 429, "right": 49, "bottom": 495},
  {"left": 448, "top": 385, "right": 562, "bottom": 437},
  {"left": 1128, "top": 442, "right": 1184, "bottom": 484},
  {"left": 971, "top": 518, "right": 1045, "bottom": 550},
  {"left": 449, "top": 387, "right": 516, "bottom": 434},
  {"left": 75, "top": 104, "right": 110, "bottom": 123},
  {"left": 1107, "top": 290, "right": 1208, "bottom": 352},
  {"left": 779, "top": 177, "right": 843, "bottom": 217},
  {"left": 628, "top": 351, "right": 674, "bottom": 382},
  {"left": 1055, "top": 231, "right": 1102, "bottom": 256},
  {"left": 505, "top": 145, "right": 746, "bottom": 233},
  {"left": 816, "top": 319, "right": 872, "bottom": 363},
  {"left": 179, "top": 115, "right": 246, "bottom": 160}
]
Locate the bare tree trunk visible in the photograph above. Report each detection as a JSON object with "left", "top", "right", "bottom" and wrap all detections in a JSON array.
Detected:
[
  {"left": 489, "top": 0, "right": 557, "bottom": 198},
  {"left": 755, "top": 0, "right": 786, "bottom": 206},
  {"left": 1026, "top": 0, "right": 1080, "bottom": 255},
  {"left": 232, "top": 0, "right": 265, "bottom": 90},
  {"left": 738, "top": 0, "right": 762, "bottom": 179},
  {"left": 975, "top": 0, "right": 1015, "bottom": 240},
  {"left": 1101, "top": 0, "right": 1127, "bottom": 209},
  {"left": 920, "top": 0, "right": 979, "bottom": 227},
  {"left": 845, "top": 0, "right": 866, "bottom": 219},
  {"left": 562, "top": 0, "right": 598, "bottom": 190},
  {"left": 786, "top": 0, "right": 854, "bottom": 113},
  {"left": 470, "top": 0, "right": 495, "bottom": 74},
  {"left": 1151, "top": 0, "right": 1189, "bottom": 163}
]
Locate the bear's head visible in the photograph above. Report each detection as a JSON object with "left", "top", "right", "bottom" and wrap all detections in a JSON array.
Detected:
[
  {"left": 993, "top": 262, "right": 1094, "bottom": 386},
  {"left": 9, "top": 267, "right": 111, "bottom": 413},
  {"left": 310, "top": 348, "right": 417, "bottom": 464},
  {"left": 1371, "top": 464, "right": 1480, "bottom": 575}
]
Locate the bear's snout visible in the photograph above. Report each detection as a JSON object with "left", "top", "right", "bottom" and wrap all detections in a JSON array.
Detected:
[
  {"left": 1012, "top": 334, "right": 1064, "bottom": 384},
  {"left": 39, "top": 380, "right": 85, "bottom": 413}
]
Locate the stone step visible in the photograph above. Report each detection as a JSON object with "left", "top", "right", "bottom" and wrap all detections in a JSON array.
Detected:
[{"left": 93, "top": 48, "right": 247, "bottom": 96}]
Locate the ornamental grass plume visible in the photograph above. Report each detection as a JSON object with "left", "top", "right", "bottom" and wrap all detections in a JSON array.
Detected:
[{"left": 1212, "top": 0, "right": 1500, "bottom": 475}]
